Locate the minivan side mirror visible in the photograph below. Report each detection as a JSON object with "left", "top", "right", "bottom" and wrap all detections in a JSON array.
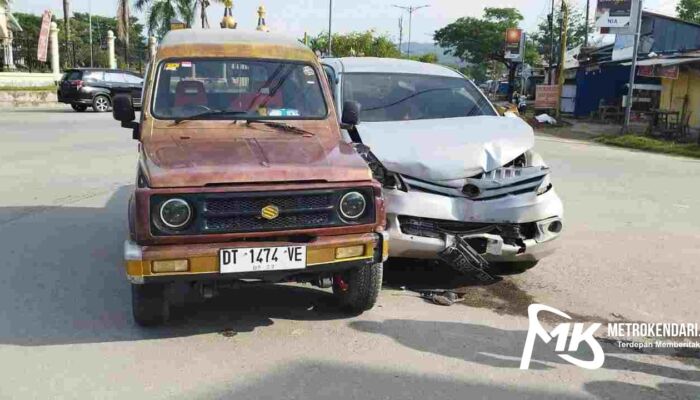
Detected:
[
  {"left": 341, "top": 100, "right": 361, "bottom": 128},
  {"left": 112, "top": 94, "right": 139, "bottom": 139}
]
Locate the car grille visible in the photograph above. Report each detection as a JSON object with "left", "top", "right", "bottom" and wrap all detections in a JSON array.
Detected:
[
  {"left": 201, "top": 192, "right": 335, "bottom": 234},
  {"left": 149, "top": 188, "right": 376, "bottom": 236}
]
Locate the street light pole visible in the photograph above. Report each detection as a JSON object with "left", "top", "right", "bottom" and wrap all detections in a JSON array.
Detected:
[
  {"left": 622, "top": 0, "right": 643, "bottom": 134},
  {"left": 328, "top": 0, "right": 333, "bottom": 56},
  {"left": 392, "top": 4, "right": 429, "bottom": 57}
]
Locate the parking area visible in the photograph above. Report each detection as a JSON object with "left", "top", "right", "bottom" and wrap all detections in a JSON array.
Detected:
[{"left": 0, "top": 107, "right": 699, "bottom": 399}]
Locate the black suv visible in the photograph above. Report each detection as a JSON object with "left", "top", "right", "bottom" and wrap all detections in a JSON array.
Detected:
[{"left": 57, "top": 68, "right": 143, "bottom": 112}]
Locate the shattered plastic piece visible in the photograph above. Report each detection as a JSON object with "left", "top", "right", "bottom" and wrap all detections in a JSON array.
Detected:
[
  {"left": 535, "top": 114, "right": 557, "bottom": 124},
  {"left": 418, "top": 290, "right": 462, "bottom": 306},
  {"left": 438, "top": 235, "right": 496, "bottom": 282}
]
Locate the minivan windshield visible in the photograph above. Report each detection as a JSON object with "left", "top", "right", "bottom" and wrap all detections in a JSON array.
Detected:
[
  {"left": 152, "top": 59, "right": 327, "bottom": 120},
  {"left": 342, "top": 73, "right": 496, "bottom": 122}
]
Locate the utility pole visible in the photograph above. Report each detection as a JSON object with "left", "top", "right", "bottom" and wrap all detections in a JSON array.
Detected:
[
  {"left": 548, "top": 0, "right": 555, "bottom": 84},
  {"left": 622, "top": 0, "right": 643, "bottom": 134},
  {"left": 89, "top": 0, "right": 93, "bottom": 67},
  {"left": 398, "top": 16, "right": 404, "bottom": 55},
  {"left": 556, "top": 0, "right": 568, "bottom": 118},
  {"left": 584, "top": 0, "right": 590, "bottom": 48},
  {"left": 328, "top": 0, "right": 333, "bottom": 56},
  {"left": 392, "top": 4, "right": 429, "bottom": 57}
]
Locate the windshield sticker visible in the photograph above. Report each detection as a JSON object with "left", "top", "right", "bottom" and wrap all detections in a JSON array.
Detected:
[
  {"left": 303, "top": 66, "right": 314, "bottom": 76},
  {"left": 164, "top": 62, "right": 179, "bottom": 71},
  {"left": 181, "top": 61, "right": 192, "bottom": 68},
  {"left": 269, "top": 109, "right": 300, "bottom": 117}
]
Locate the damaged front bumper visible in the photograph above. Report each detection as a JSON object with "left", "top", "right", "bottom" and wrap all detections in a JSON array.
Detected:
[{"left": 385, "top": 188, "right": 563, "bottom": 263}]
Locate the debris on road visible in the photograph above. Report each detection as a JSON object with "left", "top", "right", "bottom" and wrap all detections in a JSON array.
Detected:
[
  {"left": 535, "top": 113, "right": 557, "bottom": 125},
  {"left": 418, "top": 290, "right": 463, "bottom": 306}
]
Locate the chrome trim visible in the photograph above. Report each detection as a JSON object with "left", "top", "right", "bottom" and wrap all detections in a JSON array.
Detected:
[
  {"left": 339, "top": 191, "right": 367, "bottom": 220},
  {"left": 124, "top": 239, "right": 143, "bottom": 261},
  {"left": 159, "top": 198, "right": 192, "bottom": 229}
]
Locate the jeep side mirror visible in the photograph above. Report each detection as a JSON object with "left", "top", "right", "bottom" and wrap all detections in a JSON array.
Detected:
[
  {"left": 112, "top": 94, "right": 140, "bottom": 140},
  {"left": 341, "top": 100, "right": 361, "bottom": 128}
]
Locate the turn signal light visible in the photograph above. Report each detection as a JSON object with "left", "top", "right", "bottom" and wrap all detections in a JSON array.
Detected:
[
  {"left": 335, "top": 245, "right": 365, "bottom": 260},
  {"left": 152, "top": 259, "right": 189, "bottom": 273}
]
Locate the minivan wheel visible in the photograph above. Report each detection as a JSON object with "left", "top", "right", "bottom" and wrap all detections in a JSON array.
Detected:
[
  {"left": 332, "top": 263, "right": 383, "bottom": 314},
  {"left": 71, "top": 104, "right": 88, "bottom": 112},
  {"left": 92, "top": 95, "right": 111, "bottom": 112},
  {"left": 131, "top": 283, "right": 170, "bottom": 326}
]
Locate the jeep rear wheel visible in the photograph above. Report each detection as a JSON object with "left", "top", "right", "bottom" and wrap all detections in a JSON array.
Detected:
[
  {"left": 333, "top": 263, "right": 383, "bottom": 313},
  {"left": 131, "top": 283, "right": 170, "bottom": 326}
]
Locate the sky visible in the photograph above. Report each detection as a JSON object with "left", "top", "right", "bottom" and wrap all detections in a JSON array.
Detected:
[{"left": 14, "top": 0, "right": 680, "bottom": 42}]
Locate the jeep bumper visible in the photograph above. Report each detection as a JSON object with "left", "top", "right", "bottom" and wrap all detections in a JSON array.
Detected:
[{"left": 125, "top": 232, "right": 389, "bottom": 284}]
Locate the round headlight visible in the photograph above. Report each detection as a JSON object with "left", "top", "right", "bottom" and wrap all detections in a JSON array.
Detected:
[
  {"left": 339, "top": 191, "right": 367, "bottom": 220},
  {"left": 159, "top": 198, "right": 192, "bottom": 229}
]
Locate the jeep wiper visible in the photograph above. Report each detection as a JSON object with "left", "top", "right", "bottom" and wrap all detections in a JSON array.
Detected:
[
  {"left": 246, "top": 120, "right": 315, "bottom": 137},
  {"left": 174, "top": 110, "right": 248, "bottom": 124}
]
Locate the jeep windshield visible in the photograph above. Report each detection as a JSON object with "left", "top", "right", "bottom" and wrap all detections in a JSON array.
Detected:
[
  {"left": 152, "top": 59, "right": 328, "bottom": 120},
  {"left": 342, "top": 73, "right": 496, "bottom": 122}
]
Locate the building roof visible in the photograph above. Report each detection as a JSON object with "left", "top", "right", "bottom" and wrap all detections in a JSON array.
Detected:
[
  {"left": 156, "top": 29, "right": 315, "bottom": 62},
  {"left": 324, "top": 57, "right": 463, "bottom": 78}
]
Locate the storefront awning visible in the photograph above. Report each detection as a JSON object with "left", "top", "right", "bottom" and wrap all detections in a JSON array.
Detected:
[{"left": 623, "top": 57, "right": 700, "bottom": 67}]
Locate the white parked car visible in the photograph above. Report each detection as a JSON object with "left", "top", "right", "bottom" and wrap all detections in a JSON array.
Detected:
[{"left": 322, "top": 57, "right": 563, "bottom": 270}]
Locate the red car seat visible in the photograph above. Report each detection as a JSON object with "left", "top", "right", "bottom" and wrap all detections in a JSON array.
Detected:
[{"left": 174, "top": 80, "right": 207, "bottom": 107}]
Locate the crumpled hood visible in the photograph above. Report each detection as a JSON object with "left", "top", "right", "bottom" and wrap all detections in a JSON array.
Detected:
[
  {"left": 357, "top": 116, "right": 535, "bottom": 181},
  {"left": 142, "top": 136, "right": 371, "bottom": 188}
]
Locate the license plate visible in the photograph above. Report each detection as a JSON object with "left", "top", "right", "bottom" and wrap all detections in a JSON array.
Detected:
[{"left": 219, "top": 246, "right": 306, "bottom": 273}]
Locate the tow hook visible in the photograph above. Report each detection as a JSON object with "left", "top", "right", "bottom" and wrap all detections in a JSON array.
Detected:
[{"left": 333, "top": 274, "right": 349, "bottom": 292}]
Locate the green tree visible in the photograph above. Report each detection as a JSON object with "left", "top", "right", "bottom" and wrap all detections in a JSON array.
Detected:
[
  {"left": 434, "top": 8, "right": 528, "bottom": 93},
  {"left": 13, "top": 12, "right": 146, "bottom": 72},
  {"left": 529, "top": 2, "right": 588, "bottom": 67},
  {"left": 407, "top": 53, "right": 438, "bottom": 63},
  {"left": 677, "top": 0, "right": 700, "bottom": 23},
  {"left": 136, "top": 0, "right": 197, "bottom": 39},
  {"left": 434, "top": 8, "right": 523, "bottom": 69},
  {"left": 306, "top": 30, "right": 400, "bottom": 58}
]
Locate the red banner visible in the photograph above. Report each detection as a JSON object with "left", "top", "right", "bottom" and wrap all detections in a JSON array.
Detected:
[{"left": 37, "top": 11, "right": 52, "bottom": 63}]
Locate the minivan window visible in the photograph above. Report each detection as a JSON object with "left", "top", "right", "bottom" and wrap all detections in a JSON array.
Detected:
[
  {"left": 105, "top": 72, "right": 127, "bottom": 83},
  {"left": 152, "top": 58, "right": 327, "bottom": 120},
  {"left": 124, "top": 74, "right": 143, "bottom": 84},
  {"left": 62, "top": 70, "right": 82, "bottom": 81},
  {"left": 84, "top": 71, "right": 104, "bottom": 81},
  {"left": 342, "top": 73, "right": 496, "bottom": 122}
]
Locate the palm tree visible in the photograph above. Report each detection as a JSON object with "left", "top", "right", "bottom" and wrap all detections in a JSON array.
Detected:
[
  {"left": 62, "top": 0, "right": 72, "bottom": 66},
  {"left": 136, "top": 0, "right": 197, "bottom": 39},
  {"left": 116, "top": 0, "right": 130, "bottom": 68}
]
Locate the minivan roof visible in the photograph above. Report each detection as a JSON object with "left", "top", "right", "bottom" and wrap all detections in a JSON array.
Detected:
[{"left": 323, "top": 57, "right": 463, "bottom": 78}]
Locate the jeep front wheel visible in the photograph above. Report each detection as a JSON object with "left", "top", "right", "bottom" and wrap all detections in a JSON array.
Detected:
[
  {"left": 131, "top": 283, "right": 170, "bottom": 326},
  {"left": 333, "top": 263, "right": 383, "bottom": 313}
]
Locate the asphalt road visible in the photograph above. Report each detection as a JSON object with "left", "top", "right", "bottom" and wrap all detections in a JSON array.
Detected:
[{"left": 1, "top": 107, "right": 699, "bottom": 399}]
